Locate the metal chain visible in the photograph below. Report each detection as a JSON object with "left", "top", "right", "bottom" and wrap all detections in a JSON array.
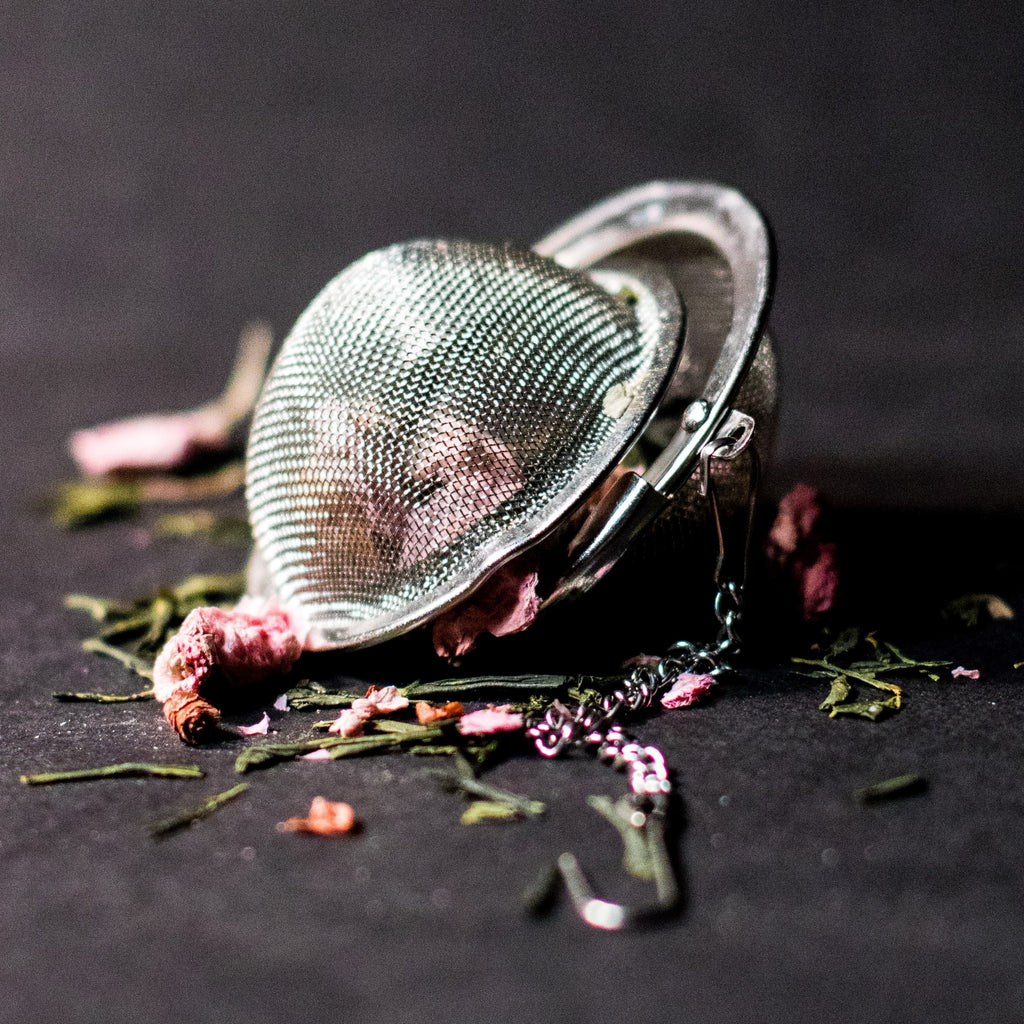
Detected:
[{"left": 525, "top": 425, "right": 758, "bottom": 794}]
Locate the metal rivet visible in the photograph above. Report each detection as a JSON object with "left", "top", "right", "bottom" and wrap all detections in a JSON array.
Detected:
[{"left": 683, "top": 399, "right": 709, "bottom": 431}]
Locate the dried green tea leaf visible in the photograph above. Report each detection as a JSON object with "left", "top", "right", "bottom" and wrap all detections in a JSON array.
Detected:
[
  {"left": 64, "top": 593, "right": 135, "bottom": 621},
  {"left": 587, "top": 794, "right": 656, "bottom": 881},
  {"left": 150, "top": 782, "right": 249, "bottom": 836},
  {"left": 402, "top": 674, "right": 571, "bottom": 700},
  {"left": 522, "top": 862, "right": 561, "bottom": 915},
  {"left": 21, "top": 762, "right": 203, "bottom": 785},
  {"left": 828, "top": 694, "right": 900, "bottom": 721},
  {"left": 826, "top": 626, "right": 862, "bottom": 659},
  {"left": 53, "top": 688, "right": 155, "bottom": 703},
  {"left": 881, "top": 642, "right": 951, "bottom": 669},
  {"left": 370, "top": 719, "right": 447, "bottom": 739},
  {"left": 50, "top": 478, "right": 144, "bottom": 527},
  {"left": 819, "top": 677, "right": 851, "bottom": 711},
  {"left": 81, "top": 638, "right": 155, "bottom": 679},
  {"left": 451, "top": 777, "right": 545, "bottom": 817},
  {"left": 153, "top": 511, "right": 252, "bottom": 546},
  {"left": 857, "top": 773, "right": 927, "bottom": 803},
  {"left": 461, "top": 800, "right": 520, "bottom": 824},
  {"left": 943, "top": 593, "right": 1015, "bottom": 628}
]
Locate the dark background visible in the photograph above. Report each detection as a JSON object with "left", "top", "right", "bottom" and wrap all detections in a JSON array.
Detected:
[{"left": 2, "top": 3, "right": 1022, "bottom": 1023}]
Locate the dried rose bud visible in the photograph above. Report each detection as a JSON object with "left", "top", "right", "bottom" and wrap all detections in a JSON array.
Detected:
[
  {"left": 153, "top": 600, "right": 303, "bottom": 704},
  {"left": 432, "top": 556, "right": 541, "bottom": 661},
  {"left": 457, "top": 705, "right": 524, "bottom": 735},
  {"left": 765, "top": 484, "right": 840, "bottom": 622},
  {"left": 415, "top": 700, "right": 464, "bottom": 724},
  {"left": 660, "top": 672, "right": 716, "bottom": 709},
  {"left": 277, "top": 796, "right": 357, "bottom": 835},
  {"left": 162, "top": 690, "right": 222, "bottom": 745}
]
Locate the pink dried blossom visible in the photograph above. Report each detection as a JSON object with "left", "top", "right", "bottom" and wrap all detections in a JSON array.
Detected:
[
  {"left": 71, "top": 409, "right": 231, "bottom": 477},
  {"left": 660, "top": 672, "right": 716, "bottom": 709},
  {"left": 273, "top": 693, "right": 289, "bottom": 712},
  {"left": 277, "top": 796, "right": 357, "bottom": 835},
  {"left": 69, "top": 322, "right": 272, "bottom": 476},
  {"left": 432, "top": 557, "right": 541, "bottom": 660},
  {"left": 765, "top": 484, "right": 840, "bottom": 622},
  {"left": 237, "top": 712, "right": 271, "bottom": 736},
  {"left": 350, "top": 684, "right": 409, "bottom": 717},
  {"left": 153, "top": 600, "right": 303, "bottom": 703},
  {"left": 328, "top": 709, "right": 368, "bottom": 737},
  {"left": 457, "top": 705, "right": 524, "bottom": 735},
  {"left": 951, "top": 666, "right": 981, "bottom": 680}
]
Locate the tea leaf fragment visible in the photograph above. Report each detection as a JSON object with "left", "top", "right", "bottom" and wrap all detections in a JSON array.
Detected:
[
  {"left": 150, "top": 782, "right": 250, "bottom": 836},
  {"left": 21, "top": 762, "right": 203, "bottom": 785},
  {"left": 857, "top": 773, "right": 927, "bottom": 802}
]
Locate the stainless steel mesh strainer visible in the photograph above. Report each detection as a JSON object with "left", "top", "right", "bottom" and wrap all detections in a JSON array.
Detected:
[{"left": 246, "top": 182, "right": 776, "bottom": 650}]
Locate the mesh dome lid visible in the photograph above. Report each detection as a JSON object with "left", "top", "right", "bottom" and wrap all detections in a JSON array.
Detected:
[{"left": 246, "top": 239, "right": 683, "bottom": 648}]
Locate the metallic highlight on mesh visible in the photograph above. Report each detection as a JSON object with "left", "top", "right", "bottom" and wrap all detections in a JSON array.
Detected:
[{"left": 246, "top": 240, "right": 679, "bottom": 647}]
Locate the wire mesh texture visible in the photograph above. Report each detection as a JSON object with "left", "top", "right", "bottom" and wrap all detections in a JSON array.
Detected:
[{"left": 246, "top": 239, "right": 681, "bottom": 648}]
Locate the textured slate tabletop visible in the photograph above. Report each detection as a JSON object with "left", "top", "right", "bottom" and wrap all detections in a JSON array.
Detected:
[{"left": 2, "top": 4, "right": 1022, "bottom": 1022}]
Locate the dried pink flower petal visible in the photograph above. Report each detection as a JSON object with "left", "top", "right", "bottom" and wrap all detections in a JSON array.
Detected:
[
  {"left": 237, "top": 712, "right": 270, "bottom": 736},
  {"left": 69, "top": 323, "right": 272, "bottom": 476},
  {"left": 153, "top": 601, "right": 303, "bottom": 703},
  {"left": 951, "top": 666, "right": 981, "bottom": 680},
  {"left": 300, "top": 749, "right": 331, "bottom": 761},
  {"left": 277, "top": 796, "right": 357, "bottom": 835},
  {"left": 71, "top": 410, "right": 230, "bottom": 477},
  {"left": 432, "top": 557, "right": 541, "bottom": 661},
  {"left": 660, "top": 672, "right": 716, "bottom": 709},
  {"left": 328, "top": 709, "right": 368, "bottom": 737},
  {"left": 765, "top": 484, "right": 840, "bottom": 622},
  {"left": 350, "top": 684, "right": 409, "bottom": 717},
  {"left": 457, "top": 706, "right": 524, "bottom": 735}
]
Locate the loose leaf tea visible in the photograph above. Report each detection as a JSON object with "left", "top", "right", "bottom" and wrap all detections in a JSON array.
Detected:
[
  {"left": 150, "top": 783, "right": 250, "bottom": 836},
  {"left": 20, "top": 762, "right": 204, "bottom": 785},
  {"left": 794, "top": 628, "right": 951, "bottom": 721},
  {"left": 857, "top": 773, "right": 927, "bottom": 803}
]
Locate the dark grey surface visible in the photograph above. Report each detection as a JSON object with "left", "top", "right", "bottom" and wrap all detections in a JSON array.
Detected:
[{"left": 2, "top": 3, "right": 1023, "bottom": 1022}]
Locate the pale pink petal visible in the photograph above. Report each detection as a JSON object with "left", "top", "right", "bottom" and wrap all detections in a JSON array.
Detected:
[
  {"left": 328, "top": 709, "right": 368, "bottom": 737},
  {"left": 951, "top": 666, "right": 981, "bottom": 680},
  {"left": 237, "top": 712, "right": 270, "bottom": 736},
  {"left": 273, "top": 693, "right": 289, "bottom": 712},
  {"left": 153, "top": 602, "right": 303, "bottom": 703},
  {"left": 300, "top": 749, "right": 331, "bottom": 760},
  {"left": 660, "top": 672, "right": 716, "bottom": 709},
  {"left": 432, "top": 557, "right": 540, "bottom": 660},
  {"left": 70, "top": 409, "right": 230, "bottom": 476},
  {"left": 350, "top": 684, "right": 409, "bottom": 716},
  {"left": 457, "top": 706, "right": 524, "bottom": 735}
]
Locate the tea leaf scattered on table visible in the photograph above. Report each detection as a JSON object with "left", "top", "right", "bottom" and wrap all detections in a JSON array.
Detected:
[
  {"left": 81, "top": 638, "right": 155, "bottom": 679},
  {"left": 461, "top": 801, "right": 520, "bottom": 824},
  {"left": 827, "top": 694, "right": 901, "bottom": 721},
  {"left": 587, "top": 794, "right": 656, "bottom": 881},
  {"left": 857, "top": 773, "right": 927, "bottom": 802},
  {"left": 150, "top": 782, "right": 249, "bottom": 836},
  {"left": 818, "top": 677, "right": 851, "bottom": 711},
  {"left": 53, "top": 688, "right": 155, "bottom": 703},
  {"left": 21, "top": 762, "right": 203, "bottom": 785}
]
